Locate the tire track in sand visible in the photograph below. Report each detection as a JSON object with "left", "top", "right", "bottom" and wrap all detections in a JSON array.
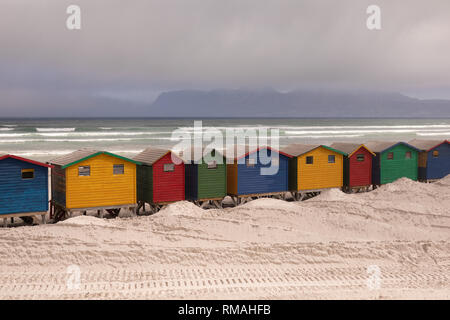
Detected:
[{"left": 0, "top": 265, "right": 448, "bottom": 299}]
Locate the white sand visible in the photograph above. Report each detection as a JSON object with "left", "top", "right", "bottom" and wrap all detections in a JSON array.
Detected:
[{"left": 0, "top": 177, "right": 449, "bottom": 299}]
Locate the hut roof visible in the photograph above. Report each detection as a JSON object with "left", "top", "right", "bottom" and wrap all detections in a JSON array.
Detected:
[
  {"left": 0, "top": 154, "right": 53, "bottom": 168},
  {"left": 224, "top": 145, "right": 292, "bottom": 160},
  {"left": 281, "top": 144, "right": 320, "bottom": 157},
  {"left": 133, "top": 147, "right": 182, "bottom": 165},
  {"left": 49, "top": 148, "right": 140, "bottom": 168},
  {"left": 329, "top": 143, "right": 376, "bottom": 157},
  {"left": 408, "top": 139, "right": 449, "bottom": 151},
  {"left": 365, "top": 141, "right": 420, "bottom": 153},
  {"left": 281, "top": 144, "right": 346, "bottom": 157}
]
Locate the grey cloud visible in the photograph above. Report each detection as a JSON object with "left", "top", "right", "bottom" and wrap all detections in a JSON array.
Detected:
[{"left": 1, "top": 0, "right": 450, "bottom": 115}]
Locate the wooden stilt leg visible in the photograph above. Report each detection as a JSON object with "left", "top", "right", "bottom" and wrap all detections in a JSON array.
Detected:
[
  {"left": 49, "top": 201, "right": 53, "bottom": 219},
  {"left": 3, "top": 218, "right": 7, "bottom": 228},
  {"left": 213, "top": 200, "right": 223, "bottom": 209},
  {"left": 42, "top": 214, "right": 46, "bottom": 224},
  {"left": 200, "top": 201, "right": 209, "bottom": 209}
]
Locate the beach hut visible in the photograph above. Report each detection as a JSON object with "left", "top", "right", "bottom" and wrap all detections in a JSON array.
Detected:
[
  {"left": 0, "top": 154, "right": 53, "bottom": 226},
  {"left": 330, "top": 143, "right": 376, "bottom": 192},
  {"left": 408, "top": 139, "right": 450, "bottom": 181},
  {"left": 364, "top": 141, "right": 420, "bottom": 185},
  {"left": 48, "top": 149, "right": 140, "bottom": 221},
  {"left": 133, "top": 147, "right": 185, "bottom": 213},
  {"left": 225, "top": 146, "right": 291, "bottom": 205},
  {"left": 179, "top": 147, "right": 227, "bottom": 208},
  {"left": 281, "top": 144, "right": 345, "bottom": 200}
]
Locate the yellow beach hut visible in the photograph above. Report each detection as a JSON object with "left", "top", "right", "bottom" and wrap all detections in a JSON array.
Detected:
[
  {"left": 281, "top": 144, "right": 345, "bottom": 200},
  {"left": 48, "top": 148, "right": 141, "bottom": 221}
]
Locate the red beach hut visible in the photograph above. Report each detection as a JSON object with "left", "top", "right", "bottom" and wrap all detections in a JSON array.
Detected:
[
  {"left": 133, "top": 147, "right": 185, "bottom": 213},
  {"left": 330, "top": 143, "right": 376, "bottom": 192}
]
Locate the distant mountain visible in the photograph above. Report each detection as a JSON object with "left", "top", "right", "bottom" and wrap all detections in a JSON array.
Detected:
[{"left": 150, "top": 89, "right": 450, "bottom": 117}]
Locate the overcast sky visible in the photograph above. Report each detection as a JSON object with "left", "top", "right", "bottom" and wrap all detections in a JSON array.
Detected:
[{"left": 1, "top": 0, "right": 450, "bottom": 116}]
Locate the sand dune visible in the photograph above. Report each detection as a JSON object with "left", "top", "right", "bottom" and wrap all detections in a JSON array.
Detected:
[{"left": 0, "top": 177, "right": 449, "bottom": 299}]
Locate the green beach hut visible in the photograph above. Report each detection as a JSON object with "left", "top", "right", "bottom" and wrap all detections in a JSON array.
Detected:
[
  {"left": 364, "top": 141, "right": 420, "bottom": 185},
  {"left": 178, "top": 147, "right": 227, "bottom": 208}
]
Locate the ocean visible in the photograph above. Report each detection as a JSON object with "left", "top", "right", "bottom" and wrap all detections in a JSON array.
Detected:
[{"left": 0, "top": 118, "right": 449, "bottom": 161}]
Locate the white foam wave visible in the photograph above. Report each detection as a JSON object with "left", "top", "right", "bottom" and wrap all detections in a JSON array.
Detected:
[
  {"left": 0, "top": 133, "right": 28, "bottom": 137},
  {"left": 2, "top": 149, "right": 144, "bottom": 158},
  {"left": 0, "top": 131, "right": 172, "bottom": 138},
  {"left": 176, "top": 124, "right": 450, "bottom": 131},
  {"left": 416, "top": 132, "right": 450, "bottom": 136},
  {"left": 284, "top": 129, "right": 450, "bottom": 135},
  {"left": 0, "top": 128, "right": 14, "bottom": 131},
  {"left": 37, "top": 131, "right": 169, "bottom": 137},
  {"left": 284, "top": 134, "right": 363, "bottom": 138},
  {"left": 0, "top": 139, "right": 29, "bottom": 143},
  {"left": 1, "top": 150, "right": 76, "bottom": 157},
  {"left": 0, "top": 137, "right": 191, "bottom": 143},
  {"left": 278, "top": 124, "right": 450, "bottom": 130},
  {"left": 36, "top": 128, "right": 76, "bottom": 132}
]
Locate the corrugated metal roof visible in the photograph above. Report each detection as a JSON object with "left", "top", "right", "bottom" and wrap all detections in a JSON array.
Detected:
[
  {"left": 330, "top": 143, "right": 377, "bottom": 157},
  {"left": 49, "top": 148, "right": 100, "bottom": 166},
  {"left": 133, "top": 147, "right": 171, "bottom": 165},
  {"left": 49, "top": 148, "right": 140, "bottom": 168},
  {"left": 223, "top": 145, "right": 253, "bottom": 160},
  {"left": 223, "top": 145, "right": 291, "bottom": 160},
  {"left": 0, "top": 154, "right": 53, "bottom": 168},
  {"left": 408, "top": 139, "right": 446, "bottom": 151},
  {"left": 329, "top": 143, "right": 361, "bottom": 155},
  {"left": 364, "top": 141, "right": 397, "bottom": 153},
  {"left": 280, "top": 144, "right": 320, "bottom": 157},
  {"left": 364, "top": 141, "right": 421, "bottom": 153}
]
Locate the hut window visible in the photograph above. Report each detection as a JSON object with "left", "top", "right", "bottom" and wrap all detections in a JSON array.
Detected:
[
  {"left": 387, "top": 152, "right": 394, "bottom": 160},
  {"left": 113, "top": 164, "right": 124, "bottom": 175},
  {"left": 21, "top": 169, "right": 34, "bottom": 180},
  {"left": 78, "top": 166, "right": 90, "bottom": 176},
  {"left": 246, "top": 158, "right": 256, "bottom": 167},
  {"left": 164, "top": 163, "right": 175, "bottom": 172},
  {"left": 207, "top": 161, "right": 217, "bottom": 169},
  {"left": 405, "top": 151, "right": 412, "bottom": 159},
  {"left": 306, "top": 156, "right": 313, "bottom": 164},
  {"left": 356, "top": 154, "right": 365, "bottom": 162},
  {"left": 433, "top": 150, "right": 439, "bottom": 158},
  {"left": 328, "top": 155, "right": 335, "bottom": 163}
]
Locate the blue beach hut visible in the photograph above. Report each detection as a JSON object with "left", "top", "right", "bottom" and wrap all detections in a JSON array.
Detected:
[
  {"left": 409, "top": 139, "right": 450, "bottom": 181},
  {"left": 0, "top": 154, "right": 53, "bottom": 226},
  {"left": 225, "top": 146, "right": 292, "bottom": 205}
]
